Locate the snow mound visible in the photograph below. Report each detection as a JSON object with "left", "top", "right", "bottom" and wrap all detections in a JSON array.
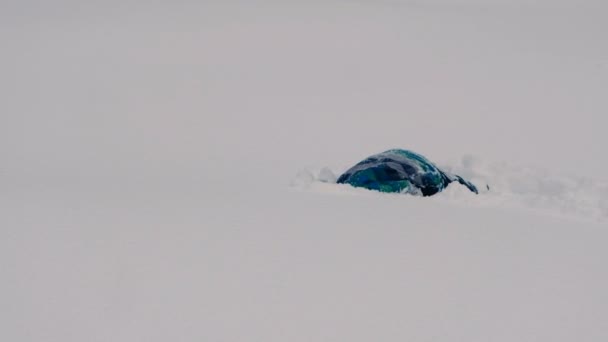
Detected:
[{"left": 293, "top": 156, "right": 608, "bottom": 222}]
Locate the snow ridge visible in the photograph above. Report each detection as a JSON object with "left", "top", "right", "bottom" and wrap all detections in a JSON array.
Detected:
[{"left": 293, "top": 156, "right": 608, "bottom": 222}]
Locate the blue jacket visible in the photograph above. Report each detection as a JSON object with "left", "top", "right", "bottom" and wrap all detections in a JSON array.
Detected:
[{"left": 337, "top": 149, "right": 478, "bottom": 196}]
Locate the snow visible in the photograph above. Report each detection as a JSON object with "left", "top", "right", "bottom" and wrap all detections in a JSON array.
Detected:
[
  {"left": 2, "top": 0, "right": 608, "bottom": 341},
  {"left": 297, "top": 154, "right": 608, "bottom": 222}
]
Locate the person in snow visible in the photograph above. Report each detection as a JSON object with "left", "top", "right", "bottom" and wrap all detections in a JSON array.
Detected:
[{"left": 337, "top": 149, "right": 478, "bottom": 196}]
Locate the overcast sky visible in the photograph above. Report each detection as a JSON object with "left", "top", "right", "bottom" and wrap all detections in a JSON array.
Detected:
[{"left": 2, "top": 0, "right": 607, "bottom": 187}]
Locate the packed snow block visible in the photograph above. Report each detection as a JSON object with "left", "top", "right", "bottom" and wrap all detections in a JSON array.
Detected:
[{"left": 337, "top": 149, "right": 478, "bottom": 196}]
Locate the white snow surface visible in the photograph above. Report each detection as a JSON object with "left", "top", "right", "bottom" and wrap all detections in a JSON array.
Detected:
[
  {"left": 2, "top": 1, "right": 608, "bottom": 341},
  {"left": 297, "top": 155, "right": 608, "bottom": 222}
]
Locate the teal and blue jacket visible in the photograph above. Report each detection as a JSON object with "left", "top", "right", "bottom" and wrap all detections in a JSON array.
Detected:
[{"left": 337, "top": 149, "right": 478, "bottom": 196}]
